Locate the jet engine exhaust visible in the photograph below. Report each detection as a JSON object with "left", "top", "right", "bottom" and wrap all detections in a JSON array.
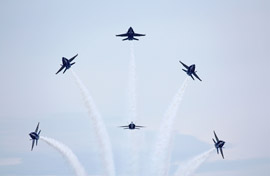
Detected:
[
  {"left": 152, "top": 77, "right": 189, "bottom": 176},
  {"left": 70, "top": 69, "right": 115, "bottom": 176},
  {"left": 40, "top": 136, "right": 87, "bottom": 176},
  {"left": 173, "top": 148, "right": 215, "bottom": 176}
]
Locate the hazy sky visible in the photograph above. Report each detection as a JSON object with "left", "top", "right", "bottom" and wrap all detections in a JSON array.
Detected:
[{"left": 0, "top": 0, "right": 269, "bottom": 176}]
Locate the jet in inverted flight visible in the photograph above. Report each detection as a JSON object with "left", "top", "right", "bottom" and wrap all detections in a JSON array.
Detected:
[
  {"left": 213, "top": 131, "right": 225, "bottom": 159},
  {"left": 179, "top": 61, "right": 202, "bottom": 81},
  {"left": 119, "top": 122, "right": 145, "bottom": 130},
  {"left": 56, "top": 54, "right": 78, "bottom": 74},
  {"left": 116, "top": 27, "right": 145, "bottom": 41},
  {"left": 29, "top": 123, "right": 41, "bottom": 151}
]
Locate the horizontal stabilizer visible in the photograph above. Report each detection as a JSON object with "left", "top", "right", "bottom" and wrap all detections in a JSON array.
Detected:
[
  {"left": 122, "top": 38, "right": 129, "bottom": 41},
  {"left": 190, "top": 74, "right": 194, "bottom": 80},
  {"left": 212, "top": 138, "right": 216, "bottom": 144},
  {"left": 182, "top": 69, "right": 187, "bottom": 73},
  {"left": 63, "top": 68, "right": 68, "bottom": 74},
  {"left": 133, "top": 37, "right": 139, "bottom": 41}
]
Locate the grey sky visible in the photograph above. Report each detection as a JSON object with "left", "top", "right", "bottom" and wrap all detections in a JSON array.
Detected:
[{"left": 0, "top": 0, "right": 269, "bottom": 176}]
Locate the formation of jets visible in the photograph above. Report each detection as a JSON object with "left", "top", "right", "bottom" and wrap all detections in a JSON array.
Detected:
[
  {"left": 29, "top": 123, "right": 41, "bottom": 151},
  {"left": 119, "top": 122, "right": 145, "bottom": 130},
  {"left": 32, "top": 27, "right": 226, "bottom": 160}
]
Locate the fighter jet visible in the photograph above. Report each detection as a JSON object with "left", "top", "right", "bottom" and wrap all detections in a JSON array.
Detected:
[
  {"left": 29, "top": 123, "right": 41, "bottom": 151},
  {"left": 56, "top": 54, "right": 78, "bottom": 74},
  {"left": 179, "top": 61, "right": 202, "bottom": 81},
  {"left": 213, "top": 131, "right": 225, "bottom": 159},
  {"left": 116, "top": 27, "right": 145, "bottom": 41},
  {"left": 119, "top": 122, "right": 145, "bottom": 130}
]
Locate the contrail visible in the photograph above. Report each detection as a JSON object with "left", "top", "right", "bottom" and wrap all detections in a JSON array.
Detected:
[
  {"left": 70, "top": 69, "right": 115, "bottom": 176},
  {"left": 151, "top": 77, "right": 189, "bottom": 176},
  {"left": 40, "top": 136, "right": 87, "bottom": 176},
  {"left": 173, "top": 148, "right": 215, "bottom": 176}
]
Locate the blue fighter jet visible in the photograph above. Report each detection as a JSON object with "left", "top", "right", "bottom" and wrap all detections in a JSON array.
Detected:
[
  {"left": 56, "top": 54, "right": 78, "bottom": 74},
  {"left": 179, "top": 61, "right": 202, "bottom": 81},
  {"left": 29, "top": 123, "right": 41, "bottom": 151},
  {"left": 116, "top": 27, "right": 145, "bottom": 41},
  {"left": 119, "top": 122, "right": 145, "bottom": 130},
  {"left": 213, "top": 131, "right": 225, "bottom": 159}
]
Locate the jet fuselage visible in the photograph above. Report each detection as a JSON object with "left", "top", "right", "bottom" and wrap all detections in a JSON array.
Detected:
[
  {"left": 29, "top": 132, "right": 39, "bottom": 140},
  {"left": 126, "top": 27, "right": 135, "bottom": 40},
  {"left": 62, "top": 57, "right": 71, "bottom": 69},
  {"left": 215, "top": 140, "right": 225, "bottom": 149},
  {"left": 187, "top": 64, "right": 196, "bottom": 76},
  {"left": 129, "top": 122, "right": 136, "bottom": 129}
]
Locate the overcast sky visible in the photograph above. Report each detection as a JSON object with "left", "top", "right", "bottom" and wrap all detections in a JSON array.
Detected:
[{"left": 0, "top": 0, "right": 269, "bottom": 176}]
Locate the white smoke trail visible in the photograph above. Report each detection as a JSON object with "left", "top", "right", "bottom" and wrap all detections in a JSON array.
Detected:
[
  {"left": 128, "top": 41, "right": 137, "bottom": 122},
  {"left": 152, "top": 77, "right": 189, "bottom": 176},
  {"left": 70, "top": 69, "right": 115, "bottom": 176},
  {"left": 173, "top": 148, "right": 215, "bottom": 176},
  {"left": 127, "top": 42, "right": 140, "bottom": 176},
  {"left": 40, "top": 136, "right": 87, "bottom": 176}
]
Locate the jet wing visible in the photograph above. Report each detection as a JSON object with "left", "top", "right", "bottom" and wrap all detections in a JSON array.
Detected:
[
  {"left": 214, "top": 131, "right": 219, "bottom": 142},
  {"left": 31, "top": 140, "right": 35, "bottom": 151},
  {"left": 35, "top": 123, "right": 39, "bottom": 133},
  {"left": 56, "top": 65, "right": 65, "bottom": 74},
  {"left": 179, "top": 61, "right": 189, "bottom": 69},
  {"left": 136, "top": 125, "right": 145, "bottom": 128},
  {"left": 119, "top": 126, "right": 129, "bottom": 128},
  {"left": 133, "top": 33, "right": 145, "bottom": 36},
  {"left": 116, "top": 33, "right": 128, "bottom": 37},
  {"left": 193, "top": 72, "right": 202, "bottom": 81},
  {"left": 69, "top": 54, "right": 78, "bottom": 62},
  {"left": 220, "top": 148, "right": 224, "bottom": 159}
]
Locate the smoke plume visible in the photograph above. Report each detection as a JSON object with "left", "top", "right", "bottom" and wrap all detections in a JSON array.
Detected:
[
  {"left": 152, "top": 77, "right": 189, "bottom": 176},
  {"left": 70, "top": 69, "right": 115, "bottom": 176},
  {"left": 40, "top": 136, "right": 87, "bottom": 176},
  {"left": 174, "top": 148, "right": 215, "bottom": 176}
]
